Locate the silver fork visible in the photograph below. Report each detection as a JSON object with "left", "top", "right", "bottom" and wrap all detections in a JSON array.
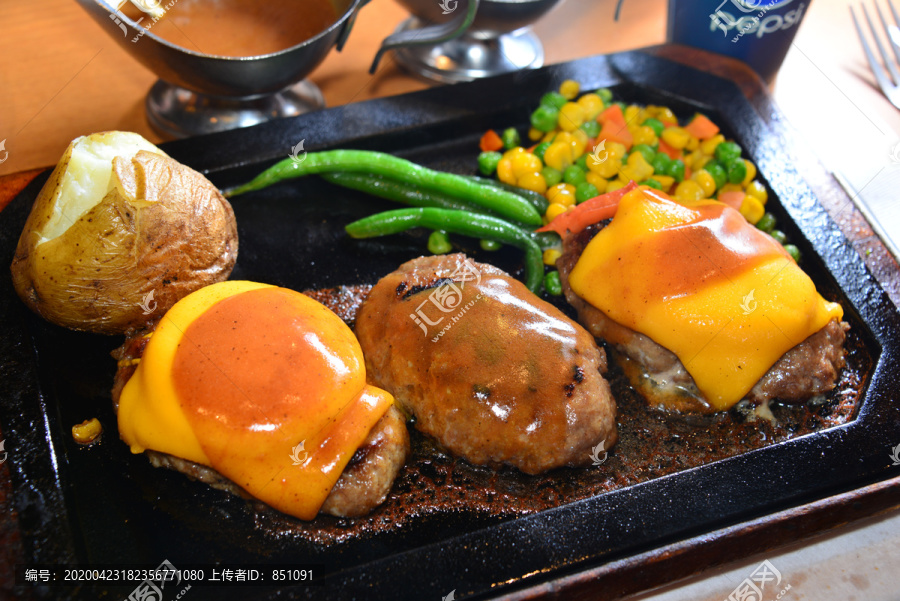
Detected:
[{"left": 852, "top": 0, "right": 900, "bottom": 109}]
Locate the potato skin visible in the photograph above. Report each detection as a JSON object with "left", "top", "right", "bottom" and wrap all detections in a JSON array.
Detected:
[{"left": 11, "top": 150, "right": 238, "bottom": 335}]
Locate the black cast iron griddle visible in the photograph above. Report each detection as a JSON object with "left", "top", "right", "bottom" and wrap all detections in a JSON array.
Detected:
[{"left": 1, "top": 51, "right": 899, "bottom": 601}]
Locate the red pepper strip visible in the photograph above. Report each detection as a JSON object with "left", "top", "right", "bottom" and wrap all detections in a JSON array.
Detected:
[{"left": 536, "top": 181, "right": 638, "bottom": 237}]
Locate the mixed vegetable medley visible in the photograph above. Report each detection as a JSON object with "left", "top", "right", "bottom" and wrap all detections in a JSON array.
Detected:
[{"left": 226, "top": 79, "right": 799, "bottom": 296}]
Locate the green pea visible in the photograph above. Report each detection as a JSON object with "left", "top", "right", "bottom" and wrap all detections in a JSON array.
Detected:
[
  {"left": 643, "top": 117, "right": 665, "bottom": 137},
  {"left": 784, "top": 244, "right": 801, "bottom": 263},
  {"left": 579, "top": 120, "right": 600, "bottom": 138},
  {"left": 575, "top": 154, "right": 589, "bottom": 170},
  {"left": 726, "top": 158, "right": 747, "bottom": 184},
  {"left": 544, "top": 270, "right": 563, "bottom": 296},
  {"left": 541, "top": 91, "right": 568, "bottom": 110},
  {"left": 638, "top": 178, "right": 663, "bottom": 190},
  {"left": 705, "top": 162, "right": 727, "bottom": 189},
  {"left": 541, "top": 166, "right": 562, "bottom": 187},
  {"left": 715, "top": 141, "right": 742, "bottom": 164},
  {"left": 755, "top": 212, "right": 777, "bottom": 233},
  {"left": 575, "top": 181, "right": 599, "bottom": 203},
  {"left": 596, "top": 88, "right": 613, "bottom": 105},
  {"left": 563, "top": 165, "right": 587, "bottom": 186},
  {"left": 632, "top": 144, "right": 656, "bottom": 164},
  {"left": 533, "top": 142, "right": 551, "bottom": 162},
  {"left": 477, "top": 151, "right": 502, "bottom": 176},
  {"left": 531, "top": 105, "right": 560, "bottom": 132},
  {"left": 651, "top": 153, "right": 672, "bottom": 175},
  {"left": 668, "top": 159, "right": 686, "bottom": 183},
  {"left": 501, "top": 127, "right": 520, "bottom": 150},
  {"left": 770, "top": 229, "right": 787, "bottom": 244},
  {"left": 428, "top": 230, "right": 452, "bottom": 254},
  {"left": 480, "top": 239, "right": 502, "bottom": 251}
]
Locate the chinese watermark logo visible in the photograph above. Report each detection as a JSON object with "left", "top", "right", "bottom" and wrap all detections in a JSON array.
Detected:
[
  {"left": 438, "top": 0, "right": 458, "bottom": 14},
  {"left": 139, "top": 290, "right": 158, "bottom": 315},
  {"left": 0, "top": 439, "right": 7, "bottom": 465},
  {"left": 889, "top": 142, "right": 900, "bottom": 163},
  {"left": 889, "top": 443, "right": 900, "bottom": 466},
  {"left": 289, "top": 140, "right": 307, "bottom": 168},
  {"left": 0, "top": 139, "right": 8, "bottom": 165},
  {"left": 442, "top": 590, "right": 456, "bottom": 601},
  {"left": 588, "top": 140, "right": 608, "bottom": 164},
  {"left": 725, "top": 559, "right": 791, "bottom": 601},
  {"left": 740, "top": 289, "right": 757, "bottom": 315},
  {"left": 123, "top": 0, "right": 181, "bottom": 44},
  {"left": 590, "top": 439, "right": 608, "bottom": 466},
  {"left": 290, "top": 441, "right": 308, "bottom": 466},
  {"left": 127, "top": 559, "right": 191, "bottom": 601},
  {"left": 409, "top": 259, "right": 483, "bottom": 342}
]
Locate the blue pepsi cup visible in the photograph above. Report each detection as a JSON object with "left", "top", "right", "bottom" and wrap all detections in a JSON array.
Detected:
[{"left": 667, "top": 0, "right": 810, "bottom": 83}]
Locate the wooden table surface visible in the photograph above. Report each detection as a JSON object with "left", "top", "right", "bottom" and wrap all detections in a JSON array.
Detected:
[{"left": 2, "top": 0, "right": 899, "bottom": 600}]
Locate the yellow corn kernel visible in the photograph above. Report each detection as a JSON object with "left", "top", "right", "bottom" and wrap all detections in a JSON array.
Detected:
[
  {"left": 719, "top": 183, "right": 743, "bottom": 195},
  {"left": 528, "top": 127, "right": 543, "bottom": 142},
  {"left": 547, "top": 183, "right": 577, "bottom": 207},
  {"left": 605, "top": 179, "right": 629, "bottom": 192},
  {"left": 543, "top": 141, "right": 575, "bottom": 171},
  {"left": 661, "top": 126, "right": 690, "bottom": 150},
  {"left": 72, "top": 418, "right": 102, "bottom": 444},
  {"left": 543, "top": 248, "right": 563, "bottom": 266},
  {"left": 739, "top": 195, "right": 765, "bottom": 224},
  {"left": 577, "top": 93, "right": 604, "bottom": 120},
  {"left": 742, "top": 159, "right": 757, "bottom": 186},
  {"left": 542, "top": 130, "right": 557, "bottom": 143},
  {"left": 620, "top": 152, "right": 654, "bottom": 182},
  {"left": 558, "top": 102, "right": 586, "bottom": 131},
  {"left": 605, "top": 141, "right": 627, "bottom": 161},
  {"left": 496, "top": 158, "right": 516, "bottom": 185},
  {"left": 553, "top": 131, "right": 574, "bottom": 145},
  {"left": 691, "top": 169, "right": 717, "bottom": 197},
  {"left": 685, "top": 135, "right": 700, "bottom": 151},
  {"left": 624, "top": 104, "right": 646, "bottom": 125},
  {"left": 644, "top": 105, "right": 659, "bottom": 118},
  {"left": 656, "top": 106, "right": 677, "bottom": 123},
  {"left": 700, "top": 134, "right": 725, "bottom": 155},
  {"left": 517, "top": 171, "right": 547, "bottom": 194},
  {"left": 674, "top": 180, "right": 705, "bottom": 202},
  {"left": 511, "top": 152, "right": 543, "bottom": 179},
  {"left": 632, "top": 125, "right": 658, "bottom": 147},
  {"left": 544, "top": 202, "right": 568, "bottom": 223},
  {"left": 502, "top": 146, "right": 527, "bottom": 160},
  {"left": 585, "top": 171, "right": 608, "bottom": 193},
  {"left": 559, "top": 79, "right": 581, "bottom": 100},
  {"left": 653, "top": 174, "right": 675, "bottom": 190},
  {"left": 571, "top": 128, "right": 589, "bottom": 157},
  {"left": 588, "top": 155, "right": 621, "bottom": 179},
  {"left": 746, "top": 180, "right": 768, "bottom": 204},
  {"left": 685, "top": 150, "right": 705, "bottom": 170}
]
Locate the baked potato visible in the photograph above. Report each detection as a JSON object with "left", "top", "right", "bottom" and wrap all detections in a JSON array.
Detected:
[{"left": 10, "top": 131, "right": 238, "bottom": 335}]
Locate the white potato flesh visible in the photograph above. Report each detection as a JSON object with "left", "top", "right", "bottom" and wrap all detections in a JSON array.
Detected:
[{"left": 38, "top": 132, "right": 165, "bottom": 245}]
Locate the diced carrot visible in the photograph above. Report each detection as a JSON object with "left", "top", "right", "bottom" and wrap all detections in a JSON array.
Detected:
[
  {"left": 480, "top": 129, "right": 503, "bottom": 152},
  {"left": 657, "top": 139, "right": 682, "bottom": 160},
  {"left": 719, "top": 190, "right": 745, "bottom": 210},
  {"left": 684, "top": 114, "right": 720, "bottom": 140},
  {"left": 598, "top": 104, "right": 626, "bottom": 126},
  {"left": 598, "top": 120, "right": 633, "bottom": 149},
  {"left": 537, "top": 181, "right": 638, "bottom": 237}
]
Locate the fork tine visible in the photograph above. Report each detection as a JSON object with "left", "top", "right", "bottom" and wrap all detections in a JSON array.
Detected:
[
  {"left": 874, "top": 2, "right": 900, "bottom": 70},
  {"left": 863, "top": 4, "right": 900, "bottom": 84},
  {"left": 852, "top": 5, "right": 897, "bottom": 95},
  {"left": 885, "top": 0, "right": 900, "bottom": 52}
]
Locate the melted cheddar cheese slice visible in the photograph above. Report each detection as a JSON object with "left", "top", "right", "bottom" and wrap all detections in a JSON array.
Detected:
[
  {"left": 117, "top": 280, "right": 394, "bottom": 520},
  {"left": 569, "top": 187, "right": 843, "bottom": 411}
]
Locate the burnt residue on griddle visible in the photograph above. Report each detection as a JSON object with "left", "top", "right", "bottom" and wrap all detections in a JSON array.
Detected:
[{"left": 268, "top": 284, "right": 870, "bottom": 545}]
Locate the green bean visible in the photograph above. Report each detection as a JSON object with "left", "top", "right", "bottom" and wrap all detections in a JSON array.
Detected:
[
  {"left": 225, "top": 150, "right": 542, "bottom": 226},
  {"left": 428, "top": 230, "right": 452, "bottom": 254},
  {"left": 321, "top": 172, "right": 480, "bottom": 212},
  {"left": 464, "top": 175, "right": 550, "bottom": 214},
  {"left": 345, "top": 208, "right": 544, "bottom": 293}
]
